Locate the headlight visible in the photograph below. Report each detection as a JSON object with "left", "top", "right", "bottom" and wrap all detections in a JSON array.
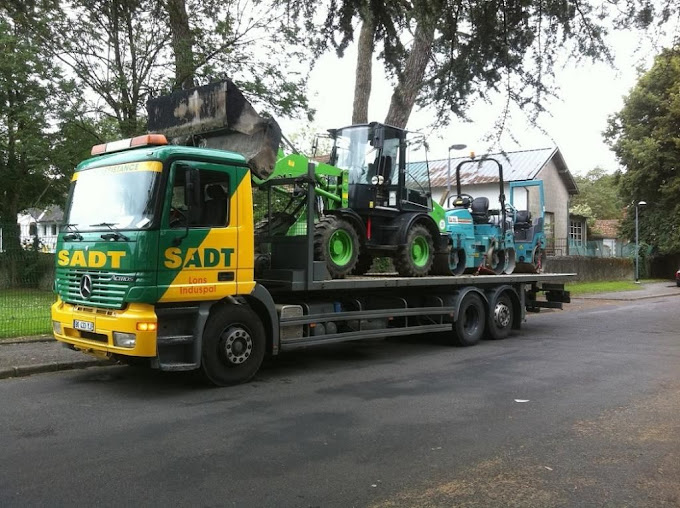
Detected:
[
  {"left": 52, "top": 321, "right": 63, "bottom": 335},
  {"left": 113, "top": 332, "right": 136, "bottom": 348}
]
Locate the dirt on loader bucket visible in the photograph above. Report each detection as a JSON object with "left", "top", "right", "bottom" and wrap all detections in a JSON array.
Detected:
[{"left": 146, "top": 79, "right": 281, "bottom": 179}]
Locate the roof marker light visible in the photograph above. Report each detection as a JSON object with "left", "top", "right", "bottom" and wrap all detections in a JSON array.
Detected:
[{"left": 90, "top": 134, "right": 168, "bottom": 156}]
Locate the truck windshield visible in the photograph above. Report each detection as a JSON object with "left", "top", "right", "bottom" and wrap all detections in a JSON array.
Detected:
[{"left": 65, "top": 161, "right": 162, "bottom": 231}]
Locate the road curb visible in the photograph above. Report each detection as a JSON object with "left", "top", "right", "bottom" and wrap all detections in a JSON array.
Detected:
[
  {"left": 0, "top": 359, "right": 114, "bottom": 380},
  {"left": 573, "top": 291, "right": 680, "bottom": 302},
  {"left": 0, "top": 335, "right": 55, "bottom": 345}
]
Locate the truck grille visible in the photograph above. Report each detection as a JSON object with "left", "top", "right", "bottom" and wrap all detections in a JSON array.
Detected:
[{"left": 56, "top": 268, "right": 138, "bottom": 309}]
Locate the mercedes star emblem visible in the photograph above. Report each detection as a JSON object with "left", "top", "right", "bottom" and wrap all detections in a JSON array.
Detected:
[{"left": 80, "top": 274, "right": 93, "bottom": 299}]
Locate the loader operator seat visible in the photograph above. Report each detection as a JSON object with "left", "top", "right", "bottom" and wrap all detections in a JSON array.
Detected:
[
  {"left": 202, "top": 184, "right": 228, "bottom": 226},
  {"left": 379, "top": 155, "right": 392, "bottom": 184},
  {"left": 470, "top": 197, "right": 490, "bottom": 224}
]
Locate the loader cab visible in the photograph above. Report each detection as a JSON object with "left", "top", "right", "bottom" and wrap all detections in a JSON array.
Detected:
[{"left": 328, "top": 122, "right": 432, "bottom": 215}]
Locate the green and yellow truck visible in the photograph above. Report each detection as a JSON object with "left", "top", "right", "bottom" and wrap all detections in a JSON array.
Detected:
[{"left": 51, "top": 81, "right": 571, "bottom": 386}]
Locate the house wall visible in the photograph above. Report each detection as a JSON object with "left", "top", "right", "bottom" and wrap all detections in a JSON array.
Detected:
[
  {"left": 544, "top": 256, "right": 633, "bottom": 281},
  {"left": 536, "top": 161, "right": 570, "bottom": 252},
  {"left": 15, "top": 214, "right": 59, "bottom": 252}
]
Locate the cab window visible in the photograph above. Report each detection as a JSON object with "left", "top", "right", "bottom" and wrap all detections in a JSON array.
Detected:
[{"left": 169, "top": 164, "right": 230, "bottom": 228}]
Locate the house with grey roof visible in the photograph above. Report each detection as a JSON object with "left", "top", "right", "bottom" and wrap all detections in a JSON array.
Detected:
[
  {"left": 409, "top": 147, "right": 579, "bottom": 255},
  {"left": 17, "top": 205, "right": 64, "bottom": 252}
]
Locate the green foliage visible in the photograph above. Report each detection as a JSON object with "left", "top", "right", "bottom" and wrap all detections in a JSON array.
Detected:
[
  {"left": 47, "top": 0, "right": 172, "bottom": 136},
  {"left": 605, "top": 47, "right": 680, "bottom": 254},
  {"left": 0, "top": 250, "right": 54, "bottom": 290},
  {"left": 571, "top": 167, "right": 624, "bottom": 220},
  {"left": 171, "top": 0, "right": 315, "bottom": 120},
  {"left": 0, "top": 14, "right": 82, "bottom": 248},
  {"left": 16, "top": 0, "right": 317, "bottom": 139},
  {"left": 287, "top": 124, "right": 333, "bottom": 156},
  {"left": 286, "top": 0, "right": 678, "bottom": 129},
  {"left": 565, "top": 280, "right": 642, "bottom": 295}
]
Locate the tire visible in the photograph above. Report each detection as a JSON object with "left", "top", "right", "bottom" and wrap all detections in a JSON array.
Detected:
[
  {"left": 452, "top": 293, "right": 486, "bottom": 346},
  {"left": 485, "top": 246, "right": 504, "bottom": 274},
  {"left": 503, "top": 247, "right": 516, "bottom": 274},
  {"left": 432, "top": 249, "right": 466, "bottom": 276},
  {"left": 314, "top": 216, "right": 359, "bottom": 278},
  {"left": 486, "top": 292, "right": 514, "bottom": 340},
  {"left": 394, "top": 224, "right": 435, "bottom": 277},
  {"left": 352, "top": 251, "right": 374, "bottom": 275},
  {"left": 200, "top": 305, "right": 266, "bottom": 386}
]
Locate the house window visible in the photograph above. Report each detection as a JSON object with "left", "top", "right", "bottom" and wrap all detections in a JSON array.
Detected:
[{"left": 570, "top": 220, "right": 583, "bottom": 245}]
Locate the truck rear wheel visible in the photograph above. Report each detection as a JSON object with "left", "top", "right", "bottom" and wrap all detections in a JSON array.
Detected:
[
  {"left": 314, "top": 216, "right": 359, "bottom": 279},
  {"left": 452, "top": 293, "right": 486, "bottom": 346},
  {"left": 394, "top": 224, "right": 434, "bottom": 277},
  {"left": 486, "top": 292, "right": 514, "bottom": 340},
  {"left": 200, "top": 305, "right": 266, "bottom": 386}
]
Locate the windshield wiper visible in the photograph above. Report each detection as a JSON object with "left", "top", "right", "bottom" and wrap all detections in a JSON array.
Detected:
[
  {"left": 62, "top": 223, "right": 83, "bottom": 241},
  {"left": 91, "top": 222, "right": 130, "bottom": 241}
]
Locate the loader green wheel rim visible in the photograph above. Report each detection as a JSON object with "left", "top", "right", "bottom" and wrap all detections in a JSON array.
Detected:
[
  {"left": 412, "top": 236, "right": 430, "bottom": 267},
  {"left": 329, "top": 229, "right": 354, "bottom": 266}
]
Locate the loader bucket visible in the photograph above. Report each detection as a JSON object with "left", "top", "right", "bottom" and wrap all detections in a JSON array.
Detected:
[{"left": 146, "top": 79, "right": 281, "bottom": 179}]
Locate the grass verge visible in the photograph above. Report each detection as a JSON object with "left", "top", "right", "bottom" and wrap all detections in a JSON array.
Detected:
[
  {"left": 0, "top": 289, "right": 55, "bottom": 339},
  {"left": 565, "top": 280, "right": 658, "bottom": 295}
]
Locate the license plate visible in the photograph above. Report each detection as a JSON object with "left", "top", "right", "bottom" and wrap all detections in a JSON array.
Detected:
[{"left": 73, "top": 319, "right": 94, "bottom": 332}]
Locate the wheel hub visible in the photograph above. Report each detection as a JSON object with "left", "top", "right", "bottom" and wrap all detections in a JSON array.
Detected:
[
  {"left": 329, "top": 230, "right": 352, "bottom": 265},
  {"left": 494, "top": 302, "right": 511, "bottom": 328},
  {"left": 221, "top": 327, "right": 253, "bottom": 365},
  {"left": 412, "top": 237, "right": 429, "bottom": 267}
]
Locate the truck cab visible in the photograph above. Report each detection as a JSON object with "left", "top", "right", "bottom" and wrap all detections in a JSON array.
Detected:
[{"left": 51, "top": 135, "right": 257, "bottom": 368}]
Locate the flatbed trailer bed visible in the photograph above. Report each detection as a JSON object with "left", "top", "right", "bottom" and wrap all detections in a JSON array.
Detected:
[
  {"left": 260, "top": 272, "right": 573, "bottom": 292},
  {"left": 243, "top": 267, "right": 573, "bottom": 357}
]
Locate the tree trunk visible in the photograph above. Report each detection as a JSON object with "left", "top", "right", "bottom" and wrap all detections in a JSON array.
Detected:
[
  {"left": 384, "top": 20, "right": 435, "bottom": 129},
  {"left": 1, "top": 202, "right": 22, "bottom": 288},
  {"left": 352, "top": 16, "right": 375, "bottom": 124},
  {"left": 166, "top": 0, "right": 195, "bottom": 90}
]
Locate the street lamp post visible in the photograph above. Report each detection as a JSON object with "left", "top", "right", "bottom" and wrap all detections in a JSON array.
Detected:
[
  {"left": 446, "top": 143, "right": 467, "bottom": 205},
  {"left": 635, "top": 200, "right": 647, "bottom": 283}
]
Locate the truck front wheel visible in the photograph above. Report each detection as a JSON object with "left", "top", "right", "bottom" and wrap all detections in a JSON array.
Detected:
[{"left": 200, "top": 305, "right": 266, "bottom": 386}]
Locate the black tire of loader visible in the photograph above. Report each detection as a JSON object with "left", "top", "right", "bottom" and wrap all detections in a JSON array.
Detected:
[
  {"left": 394, "top": 224, "right": 435, "bottom": 277},
  {"left": 313, "top": 216, "right": 359, "bottom": 279}
]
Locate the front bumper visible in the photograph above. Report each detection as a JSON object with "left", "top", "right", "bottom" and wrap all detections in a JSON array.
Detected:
[{"left": 51, "top": 297, "right": 157, "bottom": 358}]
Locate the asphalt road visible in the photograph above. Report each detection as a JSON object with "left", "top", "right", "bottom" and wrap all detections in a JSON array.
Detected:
[{"left": 1, "top": 293, "right": 679, "bottom": 507}]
